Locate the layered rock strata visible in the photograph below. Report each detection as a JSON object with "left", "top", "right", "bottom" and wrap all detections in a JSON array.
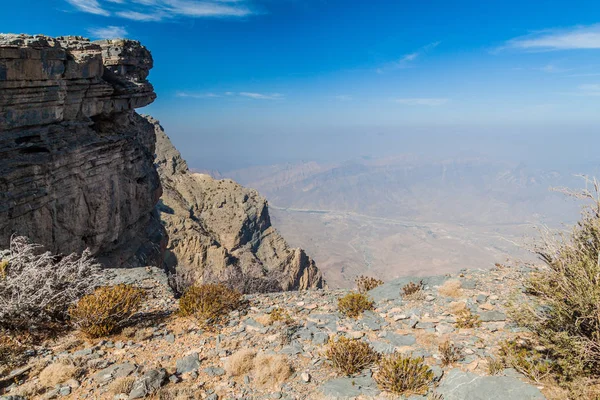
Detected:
[
  {"left": 0, "top": 34, "right": 166, "bottom": 267},
  {"left": 151, "top": 117, "right": 324, "bottom": 292}
]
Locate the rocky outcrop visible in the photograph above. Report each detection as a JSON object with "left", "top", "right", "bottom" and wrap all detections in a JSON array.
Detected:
[
  {"left": 0, "top": 34, "right": 166, "bottom": 267},
  {"left": 151, "top": 117, "right": 323, "bottom": 292}
]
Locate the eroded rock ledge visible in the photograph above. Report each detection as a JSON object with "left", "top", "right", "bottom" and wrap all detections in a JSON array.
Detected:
[
  {"left": 151, "top": 117, "right": 324, "bottom": 291},
  {"left": 0, "top": 34, "right": 166, "bottom": 267}
]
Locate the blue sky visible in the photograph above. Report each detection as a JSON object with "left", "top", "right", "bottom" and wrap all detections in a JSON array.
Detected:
[{"left": 3, "top": 0, "right": 600, "bottom": 170}]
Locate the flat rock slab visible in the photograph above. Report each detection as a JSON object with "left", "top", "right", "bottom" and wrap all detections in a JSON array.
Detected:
[
  {"left": 176, "top": 353, "right": 201, "bottom": 374},
  {"left": 437, "top": 369, "right": 545, "bottom": 400},
  {"left": 368, "top": 276, "right": 448, "bottom": 302},
  {"left": 320, "top": 375, "right": 380, "bottom": 399},
  {"left": 92, "top": 363, "right": 136, "bottom": 383}
]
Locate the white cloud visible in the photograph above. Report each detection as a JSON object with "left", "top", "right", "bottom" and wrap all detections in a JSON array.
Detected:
[
  {"left": 505, "top": 24, "right": 600, "bottom": 51},
  {"left": 165, "top": 0, "right": 252, "bottom": 17},
  {"left": 394, "top": 98, "right": 448, "bottom": 106},
  {"left": 64, "top": 0, "right": 255, "bottom": 20},
  {"left": 239, "top": 92, "right": 283, "bottom": 100},
  {"left": 116, "top": 10, "right": 165, "bottom": 21},
  {"left": 176, "top": 91, "right": 284, "bottom": 100},
  {"left": 377, "top": 41, "right": 440, "bottom": 73},
  {"left": 176, "top": 91, "right": 222, "bottom": 98},
  {"left": 87, "top": 26, "right": 128, "bottom": 39},
  {"left": 66, "top": 0, "right": 109, "bottom": 16}
]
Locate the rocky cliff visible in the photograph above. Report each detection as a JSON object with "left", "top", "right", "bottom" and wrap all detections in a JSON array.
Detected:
[
  {"left": 0, "top": 34, "right": 166, "bottom": 267},
  {"left": 151, "top": 117, "right": 324, "bottom": 292}
]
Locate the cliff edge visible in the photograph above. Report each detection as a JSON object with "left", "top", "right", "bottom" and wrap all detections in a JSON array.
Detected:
[{"left": 0, "top": 34, "right": 166, "bottom": 267}]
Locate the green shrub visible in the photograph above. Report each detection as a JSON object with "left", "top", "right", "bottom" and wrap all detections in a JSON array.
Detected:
[
  {"left": 69, "top": 284, "right": 144, "bottom": 338},
  {"left": 499, "top": 339, "right": 554, "bottom": 382},
  {"left": 486, "top": 356, "right": 504, "bottom": 375},
  {"left": 270, "top": 307, "right": 294, "bottom": 325},
  {"left": 375, "top": 353, "right": 434, "bottom": 395},
  {"left": 512, "top": 179, "right": 600, "bottom": 380},
  {"left": 325, "top": 336, "right": 380, "bottom": 376},
  {"left": 355, "top": 276, "right": 384, "bottom": 293},
  {"left": 338, "top": 292, "right": 374, "bottom": 318},
  {"left": 439, "top": 340, "right": 462, "bottom": 366},
  {"left": 178, "top": 283, "right": 242, "bottom": 329},
  {"left": 454, "top": 308, "right": 481, "bottom": 329}
]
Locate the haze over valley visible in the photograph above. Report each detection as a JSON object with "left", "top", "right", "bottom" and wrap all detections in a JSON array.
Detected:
[{"left": 218, "top": 156, "right": 596, "bottom": 287}]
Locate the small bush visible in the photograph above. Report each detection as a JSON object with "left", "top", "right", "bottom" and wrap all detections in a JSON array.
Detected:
[
  {"left": 355, "top": 276, "right": 384, "bottom": 293},
  {"left": 108, "top": 376, "right": 136, "bottom": 396},
  {"left": 69, "top": 284, "right": 145, "bottom": 338},
  {"left": 0, "top": 334, "right": 26, "bottom": 376},
  {"left": 325, "top": 336, "right": 380, "bottom": 376},
  {"left": 338, "top": 292, "right": 374, "bottom": 318},
  {"left": 439, "top": 340, "right": 462, "bottom": 366},
  {"left": 178, "top": 283, "right": 242, "bottom": 328},
  {"left": 0, "top": 260, "right": 7, "bottom": 279},
  {"left": 226, "top": 348, "right": 257, "bottom": 377},
  {"left": 402, "top": 280, "right": 424, "bottom": 297},
  {"left": 486, "top": 356, "right": 504, "bottom": 375},
  {"left": 512, "top": 178, "right": 600, "bottom": 380},
  {"left": 253, "top": 352, "right": 292, "bottom": 389},
  {"left": 39, "top": 361, "right": 80, "bottom": 387},
  {"left": 499, "top": 339, "right": 554, "bottom": 382},
  {"left": 375, "top": 353, "right": 434, "bottom": 396},
  {"left": 454, "top": 309, "right": 481, "bottom": 329},
  {"left": 438, "top": 279, "right": 462, "bottom": 298},
  {"left": 270, "top": 307, "right": 294, "bottom": 325},
  {"left": 0, "top": 236, "right": 102, "bottom": 329}
]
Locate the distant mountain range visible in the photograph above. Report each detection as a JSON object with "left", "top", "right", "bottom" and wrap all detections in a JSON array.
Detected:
[{"left": 213, "top": 156, "right": 598, "bottom": 288}]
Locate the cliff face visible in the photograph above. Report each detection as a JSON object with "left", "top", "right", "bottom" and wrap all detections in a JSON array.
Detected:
[
  {"left": 0, "top": 34, "right": 166, "bottom": 267},
  {"left": 151, "top": 117, "right": 324, "bottom": 292}
]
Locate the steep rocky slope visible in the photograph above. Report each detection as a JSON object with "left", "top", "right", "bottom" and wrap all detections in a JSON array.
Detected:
[
  {"left": 0, "top": 34, "right": 166, "bottom": 268},
  {"left": 151, "top": 117, "right": 324, "bottom": 291}
]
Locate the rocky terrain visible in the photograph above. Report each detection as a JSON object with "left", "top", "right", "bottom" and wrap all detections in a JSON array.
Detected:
[
  {"left": 0, "top": 264, "right": 550, "bottom": 399},
  {"left": 152, "top": 117, "right": 323, "bottom": 291},
  {"left": 0, "top": 34, "right": 165, "bottom": 268}
]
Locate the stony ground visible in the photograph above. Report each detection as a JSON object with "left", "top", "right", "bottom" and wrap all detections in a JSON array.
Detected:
[{"left": 1, "top": 264, "right": 549, "bottom": 400}]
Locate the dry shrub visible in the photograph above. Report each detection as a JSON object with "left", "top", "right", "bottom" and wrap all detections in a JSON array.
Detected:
[
  {"left": 486, "top": 356, "right": 504, "bottom": 375},
  {"left": 253, "top": 352, "right": 292, "bottom": 388},
  {"left": 375, "top": 353, "right": 434, "bottom": 396},
  {"left": 178, "top": 283, "right": 242, "bottom": 329},
  {"left": 355, "top": 276, "right": 384, "bottom": 293},
  {"left": 108, "top": 376, "right": 136, "bottom": 396},
  {"left": 438, "top": 279, "right": 463, "bottom": 298},
  {"left": 226, "top": 348, "right": 257, "bottom": 376},
  {"left": 338, "top": 292, "right": 374, "bottom": 318},
  {"left": 448, "top": 301, "right": 467, "bottom": 315},
  {"left": 69, "top": 284, "right": 144, "bottom": 338},
  {"left": 439, "top": 340, "right": 462, "bottom": 366},
  {"left": 325, "top": 336, "right": 380, "bottom": 376},
  {"left": 38, "top": 361, "right": 79, "bottom": 387},
  {"left": 499, "top": 339, "right": 553, "bottom": 383},
  {"left": 402, "top": 280, "right": 424, "bottom": 297},
  {"left": 270, "top": 307, "right": 294, "bottom": 325},
  {"left": 511, "top": 178, "right": 600, "bottom": 381},
  {"left": 0, "top": 236, "right": 102, "bottom": 329},
  {"left": 0, "top": 259, "right": 7, "bottom": 279},
  {"left": 454, "top": 309, "right": 481, "bottom": 329},
  {"left": 428, "top": 393, "right": 444, "bottom": 400},
  {"left": 0, "top": 334, "right": 26, "bottom": 375}
]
